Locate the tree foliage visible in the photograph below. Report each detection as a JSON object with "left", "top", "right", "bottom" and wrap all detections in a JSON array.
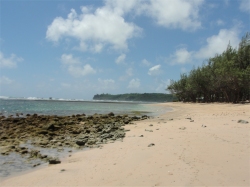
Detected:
[
  {"left": 167, "top": 32, "right": 250, "bottom": 103},
  {"left": 93, "top": 93, "right": 176, "bottom": 102}
]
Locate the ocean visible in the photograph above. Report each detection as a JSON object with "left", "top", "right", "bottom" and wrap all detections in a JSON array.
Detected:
[{"left": 0, "top": 98, "right": 171, "bottom": 117}]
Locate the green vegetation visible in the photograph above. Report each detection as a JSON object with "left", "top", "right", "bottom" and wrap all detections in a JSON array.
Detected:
[
  {"left": 93, "top": 93, "right": 176, "bottom": 102},
  {"left": 167, "top": 32, "right": 250, "bottom": 103}
]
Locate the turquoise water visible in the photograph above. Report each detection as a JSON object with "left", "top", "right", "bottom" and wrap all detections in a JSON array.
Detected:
[{"left": 0, "top": 99, "right": 171, "bottom": 117}]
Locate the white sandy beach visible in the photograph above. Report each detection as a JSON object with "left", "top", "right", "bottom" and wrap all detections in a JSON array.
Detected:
[{"left": 1, "top": 102, "right": 249, "bottom": 186}]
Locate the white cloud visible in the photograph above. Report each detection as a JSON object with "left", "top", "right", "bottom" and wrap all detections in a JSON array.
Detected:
[
  {"left": 143, "top": 0, "right": 204, "bottom": 31},
  {"left": 0, "top": 51, "right": 23, "bottom": 68},
  {"left": 169, "top": 27, "right": 241, "bottom": 64},
  {"left": 148, "top": 64, "right": 162, "bottom": 76},
  {"left": 68, "top": 64, "right": 96, "bottom": 77},
  {"left": 105, "top": 0, "right": 143, "bottom": 15},
  {"left": 46, "top": 6, "right": 142, "bottom": 52},
  {"left": 195, "top": 27, "right": 240, "bottom": 59},
  {"left": 115, "top": 53, "right": 126, "bottom": 64},
  {"left": 46, "top": 0, "right": 205, "bottom": 54},
  {"left": 61, "top": 54, "right": 80, "bottom": 65},
  {"left": 98, "top": 78, "right": 115, "bottom": 84},
  {"left": 105, "top": 0, "right": 205, "bottom": 33},
  {"left": 91, "top": 43, "right": 103, "bottom": 53},
  {"left": 98, "top": 78, "right": 115, "bottom": 89},
  {"left": 239, "top": 0, "right": 250, "bottom": 13},
  {"left": 141, "top": 59, "right": 151, "bottom": 66},
  {"left": 216, "top": 19, "right": 225, "bottom": 26},
  {"left": 0, "top": 76, "right": 13, "bottom": 85},
  {"left": 60, "top": 54, "right": 96, "bottom": 77},
  {"left": 126, "top": 68, "right": 133, "bottom": 76},
  {"left": 127, "top": 78, "right": 140, "bottom": 89},
  {"left": 171, "top": 48, "right": 193, "bottom": 64}
]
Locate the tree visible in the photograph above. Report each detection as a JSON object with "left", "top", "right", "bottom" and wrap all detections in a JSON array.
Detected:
[{"left": 167, "top": 32, "right": 250, "bottom": 103}]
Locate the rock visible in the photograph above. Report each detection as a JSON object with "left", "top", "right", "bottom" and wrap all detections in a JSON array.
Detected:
[
  {"left": 179, "top": 127, "right": 186, "bottom": 130},
  {"left": 108, "top": 112, "right": 115, "bottom": 116},
  {"left": 75, "top": 138, "right": 88, "bottom": 146},
  {"left": 102, "top": 127, "right": 112, "bottom": 133},
  {"left": 100, "top": 133, "right": 111, "bottom": 139},
  {"left": 237, "top": 120, "right": 249, "bottom": 124},
  {"left": 38, "top": 130, "right": 48, "bottom": 135},
  {"left": 112, "top": 131, "right": 125, "bottom": 139},
  {"left": 87, "top": 138, "right": 96, "bottom": 145},
  {"left": 12, "top": 118, "right": 20, "bottom": 123},
  {"left": 141, "top": 115, "right": 148, "bottom": 120},
  {"left": 1, "top": 150, "right": 10, "bottom": 155},
  {"left": 48, "top": 157, "right": 61, "bottom": 164},
  {"left": 56, "top": 142, "right": 63, "bottom": 146},
  {"left": 39, "top": 140, "right": 49, "bottom": 145},
  {"left": 148, "top": 143, "right": 155, "bottom": 147},
  {"left": 190, "top": 120, "right": 194, "bottom": 122},
  {"left": 20, "top": 150, "right": 29, "bottom": 154},
  {"left": 75, "top": 134, "right": 89, "bottom": 146},
  {"left": 29, "top": 150, "right": 40, "bottom": 158},
  {"left": 149, "top": 124, "right": 153, "bottom": 126},
  {"left": 72, "top": 130, "right": 81, "bottom": 134},
  {"left": 0, "top": 111, "right": 148, "bottom": 169},
  {"left": 33, "top": 163, "right": 41, "bottom": 167},
  {"left": 130, "top": 116, "right": 139, "bottom": 121},
  {"left": 139, "top": 135, "right": 144, "bottom": 137},
  {"left": 201, "top": 124, "right": 207, "bottom": 128}
]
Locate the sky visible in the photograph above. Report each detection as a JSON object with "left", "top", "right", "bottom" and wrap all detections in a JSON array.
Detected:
[{"left": 0, "top": 0, "right": 249, "bottom": 100}]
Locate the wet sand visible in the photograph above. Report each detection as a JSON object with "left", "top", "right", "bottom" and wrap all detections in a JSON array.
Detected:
[{"left": 1, "top": 102, "right": 249, "bottom": 186}]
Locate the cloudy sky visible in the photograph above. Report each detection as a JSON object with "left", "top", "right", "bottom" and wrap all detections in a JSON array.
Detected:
[{"left": 0, "top": 0, "right": 249, "bottom": 100}]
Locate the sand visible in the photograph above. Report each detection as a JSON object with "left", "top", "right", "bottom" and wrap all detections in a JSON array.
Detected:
[{"left": 0, "top": 102, "right": 249, "bottom": 186}]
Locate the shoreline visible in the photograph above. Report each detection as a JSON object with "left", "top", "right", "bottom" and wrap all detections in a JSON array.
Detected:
[{"left": 1, "top": 102, "right": 249, "bottom": 186}]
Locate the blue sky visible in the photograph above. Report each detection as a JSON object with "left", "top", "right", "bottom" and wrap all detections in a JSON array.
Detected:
[{"left": 0, "top": 0, "right": 249, "bottom": 100}]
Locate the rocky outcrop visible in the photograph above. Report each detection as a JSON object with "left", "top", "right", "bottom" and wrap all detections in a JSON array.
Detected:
[
  {"left": 237, "top": 120, "right": 249, "bottom": 124},
  {"left": 0, "top": 113, "right": 149, "bottom": 164}
]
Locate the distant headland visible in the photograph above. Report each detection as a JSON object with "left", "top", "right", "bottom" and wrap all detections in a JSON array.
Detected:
[{"left": 93, "top": 93, "right": 176, "bottom": 102}]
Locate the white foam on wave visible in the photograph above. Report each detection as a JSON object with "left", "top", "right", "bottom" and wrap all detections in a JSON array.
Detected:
[
  {"left": 27, "top": 97, "right": 39, "bottom": 100},
  {"left": 0, "top": 96, "right": 9, "bottom": 99},
  {"left": 0, "top": 96, "right": 89, "bottom": 102}
]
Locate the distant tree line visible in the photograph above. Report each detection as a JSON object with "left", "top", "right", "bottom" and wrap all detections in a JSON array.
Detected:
[
  {"left": 93, "top": 93, "right": 176, "bottom": 102},
  {"left": 167, "top": 32, "right": 250, "bottom": 103}
]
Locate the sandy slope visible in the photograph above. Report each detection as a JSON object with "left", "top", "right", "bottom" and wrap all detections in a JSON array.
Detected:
[{"left": 1, "top": 103, "right": 249, "bottom": 186}]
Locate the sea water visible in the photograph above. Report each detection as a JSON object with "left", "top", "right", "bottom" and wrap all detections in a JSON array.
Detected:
[{"left": 0, "top": 98, "right": 171, "bottom": 117}]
